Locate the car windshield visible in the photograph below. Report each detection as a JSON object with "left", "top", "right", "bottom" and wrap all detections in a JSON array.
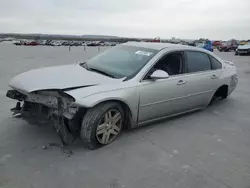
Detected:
[{"left": 83, "top": 45, "right": 158, "bottom": 78}]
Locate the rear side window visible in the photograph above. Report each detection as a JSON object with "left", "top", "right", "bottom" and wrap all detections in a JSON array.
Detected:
[
  {"left": 209, "top": 56, "right": 222, "bottom": 70},
  {"left": 186, "top": 51, "right": 211, "bottom": 73}
]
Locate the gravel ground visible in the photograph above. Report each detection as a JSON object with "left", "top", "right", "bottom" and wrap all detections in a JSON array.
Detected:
[{"left": 0, "top": 43, "right": 250, "bottom": 188}]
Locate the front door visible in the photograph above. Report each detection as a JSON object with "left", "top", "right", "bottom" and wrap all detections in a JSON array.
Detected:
[
  {"left": 138, "top": 51, "right": 190, "bottom": 122},
  {"left": 138, "top": 75, "right": 191, "bottom": 122}
]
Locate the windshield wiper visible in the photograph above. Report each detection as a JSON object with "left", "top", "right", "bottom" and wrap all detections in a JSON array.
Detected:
[
  {"left": 80, "top": 62, "right": 115, "bottom": 78},
  {"left": 88, "top": 67, "right": 115, "bottom": 78},
  {"left": 79, "top": 62, "right": 89, "bottom": 70}
]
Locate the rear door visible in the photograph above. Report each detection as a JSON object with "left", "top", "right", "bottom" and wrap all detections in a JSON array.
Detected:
[{"left": 181, "top": 51, "right": 223, "bottom": 109}]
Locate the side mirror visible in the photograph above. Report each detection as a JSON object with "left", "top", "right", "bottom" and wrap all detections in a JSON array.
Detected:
[{"left": 150, "top": 70, "right": 169, "bottom": 80}]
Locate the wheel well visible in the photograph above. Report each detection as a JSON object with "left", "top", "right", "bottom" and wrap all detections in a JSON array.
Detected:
[
  {"left": 69, "top": 100, "right": 133, "bottom": 134},
  {"left": 214, "top": 85, "right": 228, "bottom": 98}
]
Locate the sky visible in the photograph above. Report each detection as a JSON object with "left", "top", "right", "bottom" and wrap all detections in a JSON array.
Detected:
[{"left": 0, "top": 0, "right": 250, "bottom": 40}]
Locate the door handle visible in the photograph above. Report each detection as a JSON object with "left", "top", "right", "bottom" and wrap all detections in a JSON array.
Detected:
[
  {"left": 177, "top": 80, "right": 186, "bottom": 85},
  {"left": 211, "top": 74, "right": 218, "bottom": 79}
]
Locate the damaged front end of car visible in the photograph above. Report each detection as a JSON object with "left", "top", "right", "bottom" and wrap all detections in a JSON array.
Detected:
[{"left": 6, "top": 89, "right": 86, "bottom": 145}]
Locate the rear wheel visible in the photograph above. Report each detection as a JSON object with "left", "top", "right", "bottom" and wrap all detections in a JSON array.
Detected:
[{"left": 81, "top": 102, "right": 124, "bottom": 149}]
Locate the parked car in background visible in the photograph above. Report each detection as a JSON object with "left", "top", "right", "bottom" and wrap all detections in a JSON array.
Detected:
[
  {"left": 87, "top": 41, "right": 99, "bottom": 46},
  {"left": 203, "top": 40, "right": 213, "bottom": 52},
  {"left": 6, "top": 42, "right": 238, "bottom": 149},
  {"left": 212, "top": 41, "right": 221, "bottom": 47},
  {"left": 187, "top": 42, "right": 196, "bottom": 46},
  {"left": 239, "top": 41, "right": 249, "bottom": 45},
  {"left": 13, "top": 41, "right": 22, "bottom": 45},
  {"left": 61, "top": 41, "right": 70, "bottom": 46},
  {"left": 24, "top": 41, "right": 39, "bottom": 46},
  {"left": 197, "top": 40, "right": 213, "bottom": 52},
  {"left": 52, "top": 41, "right": 62, "bottom": 46},
  {"left": 39, "top": 40, "right": 47, "bottom": 46},
  {"left": 218, "top": 40, "right": 238, "bottom": 52},
  {"left": 235, "top": 43, "right": 250, "bottom": 55},
  {"left": 45, "top": 40, "right": 53, "bottom": 46}
]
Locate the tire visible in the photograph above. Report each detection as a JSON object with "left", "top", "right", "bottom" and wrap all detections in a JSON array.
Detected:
[
  {"left": 81, "top": 102, "right": 124, "bottom": 149},
  {"left": 235, "top": 51, "right": 238, "bottom": 56}
]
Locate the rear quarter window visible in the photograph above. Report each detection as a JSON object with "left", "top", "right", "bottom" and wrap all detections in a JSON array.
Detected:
[{"left": 186, "top": 51, "right": 211, "bottom": 73}]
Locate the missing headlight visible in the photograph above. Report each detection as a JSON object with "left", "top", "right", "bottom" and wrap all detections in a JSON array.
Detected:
[{"left": 62, "top": 106, "right": 79, "bottom": 119}]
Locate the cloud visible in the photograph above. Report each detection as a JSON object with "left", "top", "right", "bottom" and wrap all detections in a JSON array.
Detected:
[{"left": 0, "top": 0, "right": 250, "bottom": 40}]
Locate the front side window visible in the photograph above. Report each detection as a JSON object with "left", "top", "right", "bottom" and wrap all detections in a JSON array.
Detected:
[
  {"left": 186, "top": 51, "right": 211, "bottom": 73},
  {"left": 209, "top": 56, "right": 222, "bottom": 70},
  {"left": 144, "top": 52, "right": 184, "bottom": 79},
  {"left": 155, "top": 52, "right": 184, "bottom": 76},
  {"left": 83, "top": 45, "right": 158, "bottom": 78}
]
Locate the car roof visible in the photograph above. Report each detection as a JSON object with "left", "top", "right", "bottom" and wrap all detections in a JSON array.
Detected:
[{"left": 122, "top": 41, "right": 206, "bottom": 52}]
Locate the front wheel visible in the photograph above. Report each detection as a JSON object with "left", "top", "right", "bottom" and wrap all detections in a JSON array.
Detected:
[{"left": 81, "top": 102, "right": 124, "bottom": 149}]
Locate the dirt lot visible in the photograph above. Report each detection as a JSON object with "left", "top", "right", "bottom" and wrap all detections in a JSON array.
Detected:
[{"left": 1, "top": 43, "right": 250, "bottom": 188}]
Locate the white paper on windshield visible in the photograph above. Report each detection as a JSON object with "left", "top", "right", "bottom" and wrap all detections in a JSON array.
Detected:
[{"left": 135, "top": 51, "right": 153, "bottom": 56}]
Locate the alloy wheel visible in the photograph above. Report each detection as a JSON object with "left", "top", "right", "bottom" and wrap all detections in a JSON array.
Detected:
[{"left": 96, "top": 109, "right": 122, "bottom": 145}]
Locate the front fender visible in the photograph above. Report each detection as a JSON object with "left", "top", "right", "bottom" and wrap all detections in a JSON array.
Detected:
[{"left": 73, "top": 87, "right": 140, "bottom": 125}]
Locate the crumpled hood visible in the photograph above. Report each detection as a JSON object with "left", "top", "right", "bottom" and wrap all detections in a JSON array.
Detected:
[
  {"left": 9, "top": 64, "right": 120, "bottom": 93},
  {"left": 238, "top": 44, "right": 250, "bottom": 49}
]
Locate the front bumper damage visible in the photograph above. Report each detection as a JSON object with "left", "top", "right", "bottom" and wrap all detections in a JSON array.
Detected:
[{"left": 6, "top": 89, "right": 83, "bottom": 145}]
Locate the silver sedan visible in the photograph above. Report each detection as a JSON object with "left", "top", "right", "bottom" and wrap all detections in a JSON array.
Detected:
[{"left": 6, "top": 42, "right": 238, "bottom": 149}]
